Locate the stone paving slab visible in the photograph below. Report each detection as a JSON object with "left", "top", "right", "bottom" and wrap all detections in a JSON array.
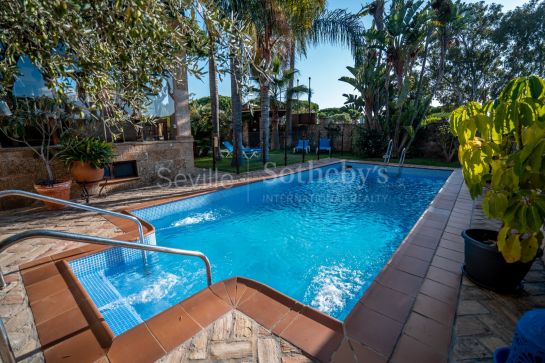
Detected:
[
  {"left": 449, "top": 200, "right": 545, "bottom": 362},
  {"left": 157, "top": 310, "right": 315, "bottom": 363}
]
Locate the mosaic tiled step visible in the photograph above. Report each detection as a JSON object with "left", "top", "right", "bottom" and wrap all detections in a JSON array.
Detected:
[{"left": 78, "top": 272, "right": 143, "bottom": 336}]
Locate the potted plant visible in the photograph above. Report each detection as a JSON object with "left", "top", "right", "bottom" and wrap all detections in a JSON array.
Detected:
[
  {"left": 58, "top": 137, "right": 115, "bottom": 183},
  {"left": 0, "top": 97, "right": 74, "bottom": 210},
  {"left": 450, "top": 75, "right": 545, "bottom": 293}
]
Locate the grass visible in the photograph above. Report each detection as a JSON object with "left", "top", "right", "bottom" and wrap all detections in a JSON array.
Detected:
[{"left": 195, "top": 150, "right": 459, "bottom": 173}]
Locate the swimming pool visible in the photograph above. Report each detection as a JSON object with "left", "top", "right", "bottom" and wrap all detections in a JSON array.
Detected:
[{"left": 70, "top": 162, "right": 451, "bottom": 336}]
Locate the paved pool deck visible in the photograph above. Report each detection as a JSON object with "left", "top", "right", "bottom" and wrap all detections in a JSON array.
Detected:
[{"left": 0, "top": 159, "right": 543, "bottom": 362}]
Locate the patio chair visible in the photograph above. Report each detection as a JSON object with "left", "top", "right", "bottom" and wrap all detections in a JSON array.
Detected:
[
  {"left": 316, "top": 138, "right": 332, "bottom": 154},
  {"left": 222, "top": 141, "right": 262, "bottom": 160},
  {"left": 221, "top": 141, "right": 233, "bottom": 158},
  {"left": 293, "top": 139, "right": 310, "bottom": 153}
]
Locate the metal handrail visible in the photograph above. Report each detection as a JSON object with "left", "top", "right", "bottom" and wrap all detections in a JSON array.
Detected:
[
  {"left": 0, "top": 191, "right": 213, "bottom": 362},
  {"left": 383, "top": 139, "right": 393, "bottom": 164},
  {"left": 0, "top": 189, "right": 149, "bottom": 266},
  {"left": 0, "top": 189, "right": 146, "bottom": 245},
  {"left": 0, "top": 320, "right": 15, "bottom": 363},
  {"left": 0, "top": 229, "right": 212, "bottom": 286},
  {"left": 399, "top": 148, "right": 407, "bottom": 168}
]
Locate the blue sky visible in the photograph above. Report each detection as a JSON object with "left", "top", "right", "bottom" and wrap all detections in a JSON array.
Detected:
[{"left": 189, "top": 0, "right": 530, "bottom": 109}]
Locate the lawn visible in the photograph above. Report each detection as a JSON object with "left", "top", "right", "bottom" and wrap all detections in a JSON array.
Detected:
[{"left": 195, "top": 150, "right": 459, "bottom": 173}]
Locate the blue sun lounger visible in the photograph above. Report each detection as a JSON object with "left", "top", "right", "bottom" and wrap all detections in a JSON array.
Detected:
[
  {"left": 293, "top": 139, "right": 310, "bottom": 153},
  {"left": 316, "top": 138, "right": 332, "bottom": 154},
  {"left": 221, "top": 141, "right": 261, "bottom": 160}
]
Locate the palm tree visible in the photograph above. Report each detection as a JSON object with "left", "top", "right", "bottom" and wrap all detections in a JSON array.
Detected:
[
  {"left": 402, "top": 0, "right": 467, "bottom": 152},
  {"left": 382, "top": 0, "right": 428, "bottom": 154},
  {"left": 230, "top": 37, "right": 244, "bottom": 169},
  {"left": 284, "top": 8, "right": 364, "bottom": 145},
  {"left": 205, "top": 0, "right": 253, "bottom": 168},
  {"left": 248, "top": 0, "right": 292, "bottom": 162},
  {"left": 203, "top": 13, "right": 221, "bottom": 161},
  {"left": 339, "top": 58, "right": 386, "bottom": 131},
  {"left": 268, "top": 59, "right": 309, "bottom": 149}
]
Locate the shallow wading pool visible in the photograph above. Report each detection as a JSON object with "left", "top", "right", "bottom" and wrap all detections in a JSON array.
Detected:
[{"left": 70, "top": 162, "right": 451, "bottom": 335}]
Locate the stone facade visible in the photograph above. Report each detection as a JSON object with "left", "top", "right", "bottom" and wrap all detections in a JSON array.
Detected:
[
  {"left": 0, "top": 138, "right": 194, "bottom": 210},
  {"left": 157, "top": 311, "right": 314, "bottom": 363}
]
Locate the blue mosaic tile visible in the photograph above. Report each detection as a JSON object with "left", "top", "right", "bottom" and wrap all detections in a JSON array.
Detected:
[
  {"left": 101, "top": 304, "right": 143, "bottom": 336},
  {"left": 76, "top": 271, "right": 143, "bottom": 336}
]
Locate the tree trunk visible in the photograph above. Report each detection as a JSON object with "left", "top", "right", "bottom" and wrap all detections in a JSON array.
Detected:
[
  {"left": 271, "top": 105, "right": 279, "bottom": 150},
  {"left": 285, "top": 41, "right": 295, "bottom": 147},
  {"left": 44, "top": 158, "right": 54, "bottom": 181},
  {"left": 171, "top": 50, "right": 191, "bottom": 138},
  {"left": 409, "top": 26, "right": 432, "bottom": 130},
  {"left": 208, "top": 37, "right": 221, "bottom": 161},
  {"left": 260, "top": 74, "right": 271, "bottom": 162},
  {"left": 382, "top": 64, "right": 391, "bottom": 133},
  {"left": 230, "top": 42, "right": 243, "bottom": 168},
  {"left": 404, "top": 27, "right": 449, "bottom": 154}
]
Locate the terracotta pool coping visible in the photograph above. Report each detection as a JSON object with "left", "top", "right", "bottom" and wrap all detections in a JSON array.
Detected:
[{"left": 18, "top": 161, "right": 470, "bottom": 362}]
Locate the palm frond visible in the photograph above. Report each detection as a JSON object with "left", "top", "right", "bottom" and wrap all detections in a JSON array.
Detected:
[{"left": 307, "top": 9, "right": 366, "bottom": 58}]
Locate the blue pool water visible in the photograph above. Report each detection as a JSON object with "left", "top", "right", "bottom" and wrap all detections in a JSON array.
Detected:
[{"left": 71, "top": 163, "right": 450, "bottom": 335}]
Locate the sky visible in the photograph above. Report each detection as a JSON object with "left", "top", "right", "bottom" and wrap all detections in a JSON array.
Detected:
[{"left": 189, "top": 0, "right": 531, "bottom": 109}]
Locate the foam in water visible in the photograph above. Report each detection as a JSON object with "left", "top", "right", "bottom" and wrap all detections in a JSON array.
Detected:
[
  {"left": 100, "top": 272, "right": 181, "bottom": 313},
  {"left": 305, "top": 264, "right": 364, "bottom": 316},
  {"left": 172, "top": 211, "right": 217, "bottom": 227}
]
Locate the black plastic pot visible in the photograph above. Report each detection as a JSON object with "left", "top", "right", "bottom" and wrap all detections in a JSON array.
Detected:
[{"left": 462, "top": 229, "right": 543, "bottom": 293}]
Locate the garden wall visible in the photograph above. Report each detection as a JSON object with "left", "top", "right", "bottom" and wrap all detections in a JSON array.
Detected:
[
  {"left": 275, "top": 121, "right": 356, "bottom": 153},
  {"left": 0, "top": 138, "right": 194, "bottom": 210}
]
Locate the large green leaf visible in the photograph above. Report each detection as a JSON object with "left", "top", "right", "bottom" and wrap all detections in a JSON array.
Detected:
[
  {"left": 520, "top": 234, "right": 539, "bottom": 263},
  {"left": 528, "top": 75, "right": 545, "bottom": 99}
]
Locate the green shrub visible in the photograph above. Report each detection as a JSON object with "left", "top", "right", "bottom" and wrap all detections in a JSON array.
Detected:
[
  {"left": 450, "top": 75, "right": 545, "bottom": 263},
  {"left": 58, "top": 137, "right": 115, "bottom": 169},
  {"left": 353, "top": 126, "right": 387, "bottom": 158}
]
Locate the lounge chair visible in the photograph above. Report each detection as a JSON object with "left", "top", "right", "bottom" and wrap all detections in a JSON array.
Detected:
[
  {"left": 316, "top": 138, "right": 332, "bottom": 154},
  {"left": 293, "top": 139, "right": 310, "bottom": 153},
  {"left": 222, "top": 141, "right": 261, "bottom": 160},
  {"left": 221, "top": 141, "right": 233, "bottom": 158}
]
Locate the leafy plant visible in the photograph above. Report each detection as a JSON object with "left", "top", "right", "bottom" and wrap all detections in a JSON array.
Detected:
[
  {"left": 58, "top": 137, "right": 115, "bottom": 169},
  {"left": 0, "top": 97, "right": 77, "bottom": 183},
  {"left": 353, "top": 126, "right": 388, "bottom": 158},
  {"left": 450, "top": 75, "right": 545, "bottom": 263}
]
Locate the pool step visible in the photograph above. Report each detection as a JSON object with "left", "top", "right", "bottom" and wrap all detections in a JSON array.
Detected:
[{"left": 78, "top": 272, "right": 143, "bottom": 336}]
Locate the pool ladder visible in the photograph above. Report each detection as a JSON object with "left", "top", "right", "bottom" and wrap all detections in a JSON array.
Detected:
[
  {"left": 383, "top": 139, "right": 393, "bottom": 164},
  {"left": 0, "top": 190, "right": 214, "bottom": 363},
  {"left": 397, "top": 148, "right": 407, "bottom": 175},
  {"left": 399, "top": 148, "right": 407, "bottom": 168}
]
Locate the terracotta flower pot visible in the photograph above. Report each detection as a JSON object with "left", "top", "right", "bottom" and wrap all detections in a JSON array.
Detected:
[
  {"left": 33, "top": 180, "right": 72, "bottom": 210},
  {"left": 70, "top": 161, "right": 105, "bottom": 183}
]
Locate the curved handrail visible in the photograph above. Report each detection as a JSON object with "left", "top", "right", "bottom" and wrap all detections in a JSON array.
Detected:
[
  {"left": 0, "top": 190, "right": 146, "bottom": 246},
  {"left": 0, "top": 229, "right": 213, "bottom": 286},
  {"left": 0, "top": 230, "right": 212, "bottom": 363},
  {"left": 399, "top": 147, "right": 407, "bottom": 168},
  {"left": 383, "top": 139, "right": 393, "bottom": 164}
]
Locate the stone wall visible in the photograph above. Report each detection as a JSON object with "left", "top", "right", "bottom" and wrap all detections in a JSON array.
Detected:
[{"left": 0, "top": 138, "right": 194, "bottom": 210}]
